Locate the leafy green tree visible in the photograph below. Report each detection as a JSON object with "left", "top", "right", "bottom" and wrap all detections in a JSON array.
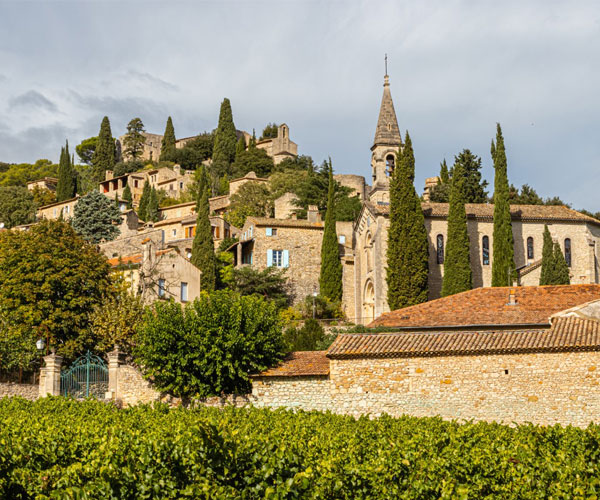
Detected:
[
  {"left": 191, "top": 181, "right": 217, "bottom": 291},
  {"left": 454, "top": 149, "right": 488, "bottom": 203},
  {"left": 441, "top": 159, "right": 472, "bottom": 296},
  {"left": 283, "top": 318, "right": 326, "bottom": 352},
  {"left": 334, "top": 193, "right": 362, "bottom": 222},
  {"left": 122, "top": 183, "right": 133, "bottom": 209},
  {"left": 134, "top": 291, "right": 285, "bottom": 398},
  {"left": 123, "top": 117, "right": 146, "bottom": 161},
  {"left": 113, "top": 160, "right": 144, "bottom": 177},
  {"left": 260, "top": 123, "right": 279, "bottom": 140},
  {"left": 75, "top": 136, "right": 98, "bottom": 165},
  {"left": 56, "top": 141, "right": 77, "bottom": 202},
  {"left": 0, "top": 220, "right": 113, "bottom": 359},
  {"left": 91, "top": 116, "right": 116, "bottom": 182},
  {"left": 230, "top": 266, "right": 291, "bottom": 309},
  {"left": 71, "top": 190, "right": 122, "bottom": 244},
  {"left": 174, "top": 132, "right": 214, "bottom": 170},
  {"left": 386, "top": 132, "right": 429, "bottom": 310},
  {"left": 231, "top": 145, "right": 274, "bottom": 178},
  {"left": 491, "top": 124, "right": 515, "bottom": 286},
  {"left": 30, "top": 186, "right": 56, "bottom": 207},
  {"left": 212, "top": 98, "right": 237, "bottom": 177},
  {"left": 146, "top": 187, "right": 160, "bottom": 222},
  {"left": 0, "top": 186, "right": 36, "bottom": 228},
  {"left": 553, "top": 241, "right": 571, "bottom": 285},
  {"left": 226, "top": 182, "right": 272, "bottom": 228},
  {"left": 138, "top": 181, "right": 151, "bottom": 221},
  {"left": 539, "top": 225, "right": 554, "bottom": 285},
  {"left": 160, "top": 116, "right": 177, "bottom": 162},
  {"left": 0, "top": 159, "right": 58, "bottom": 187},
  {"left": 319, "top": 161, "right": 343, "bottom": 302},
  {"left": 235, "top": 136, "right": 246, "bottom": 159},
  {"left": 509, "top": 184, "right": 544, "bottom": 205}
]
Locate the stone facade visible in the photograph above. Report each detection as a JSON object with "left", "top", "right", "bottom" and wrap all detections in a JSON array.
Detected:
[
  {"left": 37, "top": 196, "right": 79, "bottom": 221},
  {"left": 111, "top": 363, "right": 161, "bottom": 407},
  {"left": 255, "top": 124, "right": 298, "bottom": 164},
  {"left": 27, "top": 177, "right": 57, "bottom": 192},
  {"left": 334, "top": 174, "right": 367, "bottom": 200},
  {"left": 251, "top": 376, "right": 331, "bottom": 412},
  {"left": 0, "top": 382, "right": 38, "bottom": 400},
  {"left": 118, "top": 132, "right": 163, "bottom": 162}
]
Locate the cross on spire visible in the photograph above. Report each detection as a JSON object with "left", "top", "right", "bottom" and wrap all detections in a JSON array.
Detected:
[{"left": 385, "top": 53, "right": 388, "bottom": 76}]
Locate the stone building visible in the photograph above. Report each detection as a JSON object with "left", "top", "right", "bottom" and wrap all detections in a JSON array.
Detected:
[
  {"left": 27, "top": 177, "right": 57, "bottom": 192},
  {"left": 153, "top": 214, "right": 238, "bottom": 249},
  {"left": 118, "top": 132, "right": 163, "bottom": 162},
  {"left": 37, "top": 196, "right": 79, "bottom": 220},
  {"left": 255, "top": 124, "right": 298, "bottom": 165}
]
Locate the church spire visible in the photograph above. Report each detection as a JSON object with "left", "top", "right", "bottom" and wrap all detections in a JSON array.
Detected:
[{"left": 373, "top": 68, "right": 401, "bottom": 149}]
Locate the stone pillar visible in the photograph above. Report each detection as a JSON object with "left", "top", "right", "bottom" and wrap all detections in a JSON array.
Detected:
[
  {"left": 39, "top": 353, "right": 62, "bottom": 397},
  {"left": 236, "top": 242, "right": 242, "bottom": 267},
  {"left": 106, "top": 347, "right": 122, "bottom": 401}
]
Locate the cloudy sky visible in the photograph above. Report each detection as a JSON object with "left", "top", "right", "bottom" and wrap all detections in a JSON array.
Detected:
[{"left": 1, "top": 0, "right": 599, "bottom": 209}]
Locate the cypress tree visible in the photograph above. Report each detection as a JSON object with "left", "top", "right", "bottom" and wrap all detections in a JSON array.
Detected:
[
  {"left": 441, "top": 159, "right": 472, "bottom": 297},
  {"left": 138, "top": 181, "right": 151, "bottom": 221},
  {"left": 146, "top": 187, "right": 159, "bottom": 222},
  {"left": 235, "top": 136, "right": 246, "bottom": 160},
  {"left": 539, "top": 225, "right": 554, "bottom": 285},
  {"left": 319, "top": 159, "right": 343, "bottom": 302},
  {"left": 191, "top": 183, "right": 217, "bottom": 291},
  {"left": 553, "top": 241, "right": 571, "bottom": 285},
  {"left": 92, "top": 116, "right": 116, "bottom": 182},
  {"left": 212, "top": 98, "right": 237, "bottom": 177},
  {"left": 160, "top": 116, "right": 176, "bottom": 162},
  {"left": 439, "top": 159, "right": 450, "bottom": 184},
  {"left": 386, "top": 132, "right": 429, "bottom": 310},
  {"left": 56, "top": 141, "right": 76, "bottom": 201},
  {"left": 491, "top": 123, "right": 515, "bottom": 286},
  {"left": 122, "top": 183, "right": 133, "bottom": 209}
]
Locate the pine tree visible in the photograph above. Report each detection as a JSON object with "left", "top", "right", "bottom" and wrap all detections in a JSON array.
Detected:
[
  {"left": 123, "top": 118, "right": 146, "bottom": 161},
  {"left": 191, "top": 183, "right": 217, "bottom": 291},
  {"left": 250, "top": 129, "right": 257, "bottom": 148},
  {"left": 441, "top": 159, "right": 472, "bottom": 297},
  {"left": 92, "top": 116, "right": 116, "bottom": 183},
  {"left": 539, "top": 225, "right": 554, "bottom": 285},
  {"left": 56, "top": 141, "right": 76, "bottom": 202},
  {"left": 454, "top": 149, "right": 488, "bottom": 203},
  {"left": 122, "top": 183, "right": 133, "bottom": 209},
  {"left": 386, "top": 132, "right": 429, "bottom": 310},
  {"left": 553, "top": 241, "right": 571, "bottom": 285},
  {"left": 146, "top": 187, "right": 160, "bottom": 222},
  {"left": 71, "top": 190, "right": 122, "bottom": 244},
  {"left": 138, "top": 181, "right": 151, "bottom": 221},
  {"left": 491, "top": 123, "right": 515, "bottom": 286},
  {"left": 235, "top": 136, "right": 246, "bottom": 160},
  {"left": 160, "top": 116, "right": 177, "bottom": 162},
  {"left": 211, "top": 98, "right": 237, "bottom": 177},
  {"left": 114, "top": 192, "right": 120, "bottom": 208},
  {"left": 319, "top": 159, "right": 343, "bottom": 302}
]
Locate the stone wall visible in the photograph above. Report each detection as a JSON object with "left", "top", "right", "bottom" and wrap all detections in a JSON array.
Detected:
[
  {"left": 114, "top": 364, "right": 161, "bottom": 407},
  {"left": 251, "top": 376, "right": 331, "bottom": 412},
  {"left": 0, "top": 382, "right": 39, "bottom": 400}
]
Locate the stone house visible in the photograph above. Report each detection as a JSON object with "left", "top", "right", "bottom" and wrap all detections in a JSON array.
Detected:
[
  {"left": 255, "top": 124, "right": 298, "bottom": 165},
  {"left": 27, "top": 177, "right": 58, "bottom": 192},
  {"left": 37, "top": 196, "right": 79, "bottom": 220},
  {"left": 117, "top": 132, "right": 163, "bottom": 162},
  {"left": 153, "top": 214, "right": 238, "bottom": 249}
]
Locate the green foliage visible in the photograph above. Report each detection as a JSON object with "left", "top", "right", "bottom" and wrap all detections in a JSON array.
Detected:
[
  {"left": 231, "top": 144, "right": 274, "bottom": 178},
  {"left": 75, "top": 136, "right": 98, "bottom": 165},
  {"left": 30, "top": 185, "right": 56, "bottom": 207},
  {"left": 212, "top": 98, "right": 237, "bottom": 177},
  {"left": 71, "top": 190, "right": 122, "bottom": 244},
  {"left": 386, "top": 133, "right": 429, "bottom": 310},
  {"left": 91, "top": 116, "right": 116, "bottom": 183},
  {"left": 235, "top": 135, "right": 246, "bottom": 159},
  {"left": 299, "top": 294, "right": 342, "bottom": 320},
  {"left": 553, "top": 241, "right": 571, "bottom": 285},
  {"left": 260, "top": 122, "right": 279, "bottom": 140},
  {"left": 439, "top": 158, "right": 450, "bottom": 183},
  {"left": 539, "top": 225, "right": 554, "bottom": 285},
  {"left": 174, "top": 132, "right": 214, "bottom": 170},
  {"left": 509, "top": 184, "right": 543, "bottom": 205},
  {"left": 0, "top": 186, "right": 36, "bottom": 228},
  {"left": 491, "top": 124, "right": 515, "bottom": 286},
  {"left": 0, "top": 319, "right": 38, "bottom": 373},
  {"left": 441, "top": 159, "right": 472, "bottom": 297},
  {"left": 146, "top": 186, "right": 160, "bottom": 222},
  {"left": 123, "top": 117, "right": 146, "bottom": 161},
  {"left": 137, "top": 181, "right": 151, "bottom": 221},
  {"left": 319, "top": 160, "right": 343, "bottom": 302},
  {"left": 160, "top": 116, "right": 177, "bottom": 161},
  {"left": 0, "top": 159, "right": 58, "bottom": 187},
  {"left": 135, "top": 291, "right": 285, "bottom": 397},
  {"left": 454, "top": 149, "right": 488, "bottom": 203},
  {"left": 113, "top": 159, "right": 144, "bottom": 177},
  {"left": 0, "top": 220, "right": 113, "bottom": 360},
  {"left": 230, "top": 266, "right": 291, "bottom": 309},
  {"left": 122, "top": 183, "right": 133, "bottom": 209},
  {"left": 274, "top": 154, "right": 316, "bottom": 172},
  {"left": 56, "top": 141, "right": 77, "bottom": 202},
  {"left": 191, "top": 184, "right": 217, "bottom": 291},
  {"left": 225, "top": 182, "right": 272, "bottom": 228},
  {"left": 283, "top": 318, "right": 326, "bottom": 351}
]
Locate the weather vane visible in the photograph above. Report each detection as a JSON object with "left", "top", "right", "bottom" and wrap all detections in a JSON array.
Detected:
[{"left": 385, "top": 53, "right": 388, "bottom": 76}]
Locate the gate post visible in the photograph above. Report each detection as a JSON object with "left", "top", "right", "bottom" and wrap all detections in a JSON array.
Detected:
[
  {"left": 106, "top": 347, "right": 122, "bottom": 401},
  {"left": 39, "top": 353, "right": 63, "bottom": 397}
]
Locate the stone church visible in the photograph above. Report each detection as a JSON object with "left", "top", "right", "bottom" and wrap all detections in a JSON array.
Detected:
[{"left": 348, "top": 73, "right": 600, "bottom": 325}]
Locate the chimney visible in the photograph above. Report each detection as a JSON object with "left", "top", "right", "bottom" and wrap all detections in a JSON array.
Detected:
[
  {"left": 307, "top": 205, "right": 321, "bottom": 223},
  {"left": 507, "top": 288, "right": 517, "bottom": 306},
  {"left": 105, "top": 170, "right": 114, "bottom": 181}
]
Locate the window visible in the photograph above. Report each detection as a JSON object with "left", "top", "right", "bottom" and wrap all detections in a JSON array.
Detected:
[
  {"left": 158, "top": 279, "right": 165, "bottom": 298},
  {"left": 242, "top": 251, "right": 253, "bottom": 265},
  {"left": 249, "top": 226, "right": 253, "bottom": 237},
  {"left": 527, "top": 237, "right": 534, "bottom": 260},
  {"left": 180, "top": 282, "right": 188, "bottom": 302},
  {"left": 185, "top": 226, "right": 196, "bottom": 238},
  {"left": 339, "top": 235, "right": 346, "bottom": 245},
  {"left": 53, "top": 208, "right": 57, "bottom": 217},
  {"left": 267, "top": 249, "right": 289, "bottom": 268},
  {"left": 564, "top": 238, "right": 572, "bottom": 267},
  {"left": 65, "top": 205, "right": 70, "bottom": 214},
  {"left": 172, "top": 229, "right": 177, "bottom": 237},
  {"left": 266, "top": 227, "right": 277, "bottom": 237},
  {"left": 134, "top": 180, "right": 139, "bottom": 188},
  {"left": 180, "top": 182, "right": 184, "bottom": 190},
  {"left": 482, "top": 236, "right": 490, "bottom": 265},
  {"left": 385, "top": 155, "right": 395, "bottom": 176},
  {"left": 436, "top": 234, "right": 444, "bottom": 264}
]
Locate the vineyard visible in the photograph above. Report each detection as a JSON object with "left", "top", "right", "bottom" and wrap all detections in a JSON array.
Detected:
[{"left": 1, "top": 398, "right": 600, "bottom": 499}]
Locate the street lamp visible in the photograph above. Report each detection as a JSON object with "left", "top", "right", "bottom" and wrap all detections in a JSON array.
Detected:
[{"left": 36, "top": 337, "right": 46, "bottom": 354}]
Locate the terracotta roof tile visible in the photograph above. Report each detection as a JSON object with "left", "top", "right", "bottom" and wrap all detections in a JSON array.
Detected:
[
  {"left": 107, "top": 249, "right": 174, "bottom": 267},
  {"left": 370, "top": 285, "right": 600, "bottom": 329},
  {"left": 254, "top": 351, "right": 329, "bottom": 377},
  {"left": 328, "top": 316, "right": 600, "bottom": 359},
  {"left": 246, "top": 217, "right": 324, "bottom": 229}
]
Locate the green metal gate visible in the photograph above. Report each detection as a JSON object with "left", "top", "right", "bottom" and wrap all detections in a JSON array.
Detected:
[{"left": 60, "top": 351, "right": 108, "bottom": 399}]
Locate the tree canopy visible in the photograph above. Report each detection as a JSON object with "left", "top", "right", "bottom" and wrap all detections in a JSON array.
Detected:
[
  {"left": 260, "top": 123, "right": 279, "bottom": 140},
  {"left": 91, "top": 116, "right": 116, "bottom": 183},
  {"left": 226, "top": 182, "right": 272, "bottom": 228},
  {"left": 0, "top": 186, "right": 36, "bottom": 228},
  {"left": 0, "top": 159, "right": 58, "bottom": 187},
  {"left": 123, "top": 117, "right": 146, "bottom": 161},
  {"left": 71, "top": 190, "right": 122, "bottom": 244},
  {"left": 56, "top": 141, "right": 77, "bottom": 202},
  {"left": 160, "top": 117, "right": 177, "bottom": 162},
  {"left": 231, "top": 145, "right": 274, "bottom": 178},
  {"left": 211, "top": 98, "right": 237, "bottom": 177},
  {"left": 75, "top": 136, "right": 98, "bottom": 165}
]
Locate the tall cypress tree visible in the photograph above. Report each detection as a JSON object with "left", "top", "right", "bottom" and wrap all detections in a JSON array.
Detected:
[
  {"left": 122, "top": 183, "right": 133, "bottom": 209},
  {"left": 92, "top": 116, "right": 116, "bottom": 183},
  {"left": 386, "top": 132, "right": 429, "bottom": 310},
  {"left": 160, "top": 116, "right": 177, "bottom": 162},
  {"left": 439, "top": 159, "right": 450, "bottom": 183},
  {"left": 539, "top": 225, "right": 554, "bottom": 285},
  {"left": 212, "top": 98, "right": 237, "bottom": 177},
  {"left": 146, "top": 187, "right": 160, "bottom": 222},
  {"left": 191, "top": 182, "right": 217, "bottom": 291},
  {"left": 138, "top": 181, "right": 151, "bottom": 221},
  {"left": 491, "top": 123, "right": 515, "bottom": 286},
  {"left": 552, "top": 242, "right": 571, "bottom": 285},
  {"left": 235, "top": 136, "right": 246, "bottom": 160},
  {"left": 56, "top": 141, "right": 76, "bottom": 202},
  {"left": 319, "top": 160, "right": 343, "bottom": 302},
  {"left": 441, "top": 159, "right": 472, "bottom": 297}
]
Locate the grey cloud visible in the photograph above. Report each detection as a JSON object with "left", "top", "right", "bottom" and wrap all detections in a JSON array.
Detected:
[
  {"left": 0, "top": 74, "right": 6, "bottom": 83},
  {"left": 9, "top": 90, "right": 58, "bottom": 112},
  {"left": 126, "top": 71, "right": 178, "bottom": 92},
  {"left": 0, "top": 123, "right": 73, "bottom": 162}
]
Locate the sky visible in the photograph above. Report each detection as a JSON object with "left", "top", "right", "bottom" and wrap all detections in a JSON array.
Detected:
[{"left": 0, "top": 0, "right": 599, "bottom": 209}]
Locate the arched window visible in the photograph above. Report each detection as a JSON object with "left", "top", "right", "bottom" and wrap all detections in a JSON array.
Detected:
[
  {"left": 527, "top": 237, "right": 534, "bottom": 260},
  {"left": 436, "top": 234, "right": 444, "bottom": 264},
  {"left": 564, "top": 238, "right": 572, "bottom": 267},
  {"left": 385, "top": 154, "right": 395, "bottom": 176},
  {"left": 482, "top": 236, "right": 490, "bottom": 265}
]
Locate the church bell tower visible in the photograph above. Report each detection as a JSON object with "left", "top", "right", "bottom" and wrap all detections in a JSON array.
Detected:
[{"left": 369, "top": 65, "right": 402, "bottom": 204}]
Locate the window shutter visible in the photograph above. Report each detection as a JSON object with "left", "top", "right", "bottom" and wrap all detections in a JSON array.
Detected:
[
  {"left": 267, "top": 249, "right": 273, "bottom": 267},
  {"left": 283, "top": 250, "right": 289, "bottom": 268},
  {"left": 266, "top": 227, "right": 272, "bottom": 236}
]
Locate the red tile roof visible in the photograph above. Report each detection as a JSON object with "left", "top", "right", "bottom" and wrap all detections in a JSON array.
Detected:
[
  {"left": 107, "top": 249, "right": 174, "bottom": 267},
  {"left": 246, "top": 217, "right": 324, "bottom": 229},
  {"left": 328, "top": 316, "right": 600, "bottom": 359},
  {"left": 369, "top": 285, "right": 600, "bottom": 329},
  {"left": 254, "top": 351, "right": 329, "bottom": 377}
]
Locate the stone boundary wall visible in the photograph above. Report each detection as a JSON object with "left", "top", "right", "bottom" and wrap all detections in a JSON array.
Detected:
[
  {"left": 251, "top": 376, "right": 331, "bottom": 412},
  {"left": 0, "top": 382, "right": 39, "bottom": 400}
]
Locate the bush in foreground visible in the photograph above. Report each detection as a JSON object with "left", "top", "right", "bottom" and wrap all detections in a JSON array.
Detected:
[{"left": 2, "top": 397, "right": 600, "bottom": 499}]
